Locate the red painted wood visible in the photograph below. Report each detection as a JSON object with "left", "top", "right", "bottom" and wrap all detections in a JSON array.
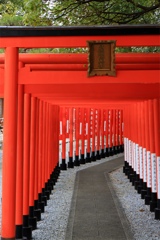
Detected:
[
  {"left": 23, "top": 93, "right": 31, "bottom": 216},
  {"left": 153, "top": 99, "right": 160, "bottom": 156},
  {"left": 0, "top": 35, "right": 159, "bottom": 48},
  {"left": 29, "top": 96, "right": 36, "bottom": 207},
  {"left": 19, "top": 69, "right": 160, "bottom": 84},
  {"left": 34, "top": 99, "right": 39, "bottom": 200},
  {"left": 69, "top": 108, "right": 73, "bottom": 157},
  {"left": 38, "top": 100, "right": 43, "bottom": 194},
  {"left": 1, "top": 47, "right": 18, "bottom": 238},
  {"left": 16, "top": 84, "right": 24, "bottom": 226}
]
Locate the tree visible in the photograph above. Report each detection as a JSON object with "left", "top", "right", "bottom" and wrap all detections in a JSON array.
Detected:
[
  {"left": 51, "top": 0, "right": 160, "bottom": 25},
  {"left": 0, "top": 0, "right": 159, "bottom": 26},
  {"left": 0, "top": 0, "right": 24, "bottom": 25}
]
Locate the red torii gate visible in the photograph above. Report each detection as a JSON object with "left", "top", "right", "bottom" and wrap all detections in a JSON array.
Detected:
[{"left": 0, "top": 25, "right": 159, "bottom": 240}]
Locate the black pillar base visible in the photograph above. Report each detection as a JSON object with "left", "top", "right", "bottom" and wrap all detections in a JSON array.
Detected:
[
  {"left": 86, "top": 152, "right": 91, "bottom": 163},
  {"left": 116, "top": 146, "right": 120, "bottom": 154},
  {"left": 109, "top": 147, "right": 114, "bottom": 156},
  {"left": 91, "top": 151, "right": 96, "bottom": 161},
  {"left": 34, "top": 200, "right": 41, "bottom": 221},
  {"left": 120, "top": 144, "right": 124, "bottom": 153},
  {"left": 42, "top": 189, "right": 48, "bottom": 205},
  {"left": 51, "top": 165, "right": 60, "bottom": 181},
  {"left": 16, "top": 224, "right": 23, "bottom": 239},
  {"left": 137, "top": 179, "right": 144, "bottom": 194},
  {"left": 43, "top": 185, "right": 50, "bottom": 200},
  {"left": 131, "top": 171, "right": 137, "bottom": 186},
  {"left": 105, "top": 148, "right": 109, "bottom": 157},
  {"left": 34, "top": 209, "right": 41, "bottom": 222},
  {"left": 23, "top": 215, "right": 32, "bottom": 240},
  {"left": 113, "top": 146, "right": 118, "bottom": 155},
  {"left": 51, "top": 171, "right": 58, "bottom": 185},
  {"left": 38, "top": 193, "right": 45, "bottom": 213},
  {"left": 141, "top": 182, "right": 147, "bottom": 199},
  {"left": 132, "top": 173, "right": 139, "bottom": 188},
  {"left": 150, "top": 192, "right": 157, "bottom": 212},
  {"left": 29, "top": 206, "right": 37, "bottom": 230},
  {"left": 155, "top": 208, "right": 160, "bottom": 220},
  {"left": 123, "top": 160, "right": 129, "bottom": 173},
  {"left": 74, "top": 155, "right": 80, "bottom": 166},
  {"left": 23, "top": 225, "right": 32, "bottom": 240},
  {"left": 45, "top": 182, "right": 52, "bottom": 194},
  {"left": 68, "top": 157, "right": 74, "bottom": 168},
  {"left": 60, "top": 159, "right": 67, "bottom": 170},
  {"left": 141, "top": 189, "right": 147, "bottom": 199},
  {"left": 145, "top": 187, "right": 151, "bottom": 205},
  {"left": 155, "top": 199, "right": 160, "bottom": 220},
  {"left": 101, "top": 149, "right": 105, "bottom": 158},
  {"left": 96, "top": 150, "right": 101, "bottom": 160},
  {"left": 80, "top": 154, "right": 85, "bottom": 164},
  {"left": 29, "top": 216, "right": 37, "bottom": 231},
  {"left": 128, "top": 173, "right": 135, "bottom": 183},
  {"left": 126, "top": 166, "right": 133, "bottom": 177}
]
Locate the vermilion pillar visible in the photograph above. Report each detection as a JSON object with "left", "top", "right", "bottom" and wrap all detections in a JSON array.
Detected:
[
  {"left": 80, "top": 108, "right": 85, "bottom": 164},
  {"left": 149, "top": 99, "right": 157, "bottom": 212},
  {"left": 68, "top": 107, "right": 74, "bottom": 168},
  {"left": 74, "top": 108, "right": 80, "bottom": 166},
  {"left": 33, "top": 99, "right": 42, "bottom": 217},
  {"left": 56, "top": 105, "right": 60, "bottom": 170},
  {"left": 86, "top": 108, "right": 91, "bottom": 162},
  {"left": 60, "top": 108, "right": 66, "bottom": 170},
  {"left": 109, "top": 109, "right": 113, "bottom": 155},
  {"left": 29, "top": 96, "right": 37, "bottom": 229},
  {"left": 141, "top": 101, "right": 148, "bottom": 199},
  {"left": 61, "top": 107, "right": 67, "bottom": 170},
  {"left": 154, "top": 98, "right": 160, "bottom": 219},
  {"left": 105, "top": 109, "right": 109, "bottom": 157},
  {"left": 112, "top": 109, "right": 116, "bottom": 154},
  {"left": 2, "top": 47, "right": 18, "bottom": 240},
  {"left": 84, "top": 108, "right": 87, "bottom": 160},
  {"left": 91, "top": 109, "right": 96, "bottom": 161},
  {"left": 101, "top": 109, "right": 105, "bottom": 158},
  {"left": 23, "top": 93, "right": 32, "bottom": 239},
  {"left": 38, "top": 100, "right": 46, "bottom": 210},
  {"left": 137, "top": 102, "right": 144, "bottom": 194},
  {"left": 97, "top": 109, "right": 101, "bottom": 160},
  {"left": 65, "top": 107, "right": 69, "bottom": 165},
  {"left": 15, "top": 83, "right": 24, "bottom": 239},
  {"left": 145, "top": 100, "right": 152, "bottom": 205},
  {"left": 119, "top": 109, "right": 123, "bottom": 152},
  {"left": 148, "top": 100, "right": 157, "bottom": 211}
]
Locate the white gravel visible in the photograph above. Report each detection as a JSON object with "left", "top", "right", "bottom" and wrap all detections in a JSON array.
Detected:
[
  {"left": 110, "top": 167, "right": 160, "bottom": 240},
  {"left": 0, "top": 151, "right": 160, "bottom": 239}
]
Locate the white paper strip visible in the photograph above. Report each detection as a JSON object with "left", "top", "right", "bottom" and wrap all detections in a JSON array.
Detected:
[
  {"left": 157, "top": 156, "right": 160, "bottom": 199},
  {"left": 143, "top": 148, "right": 147, "bottom": 183},
  {"left": 151, "top": 153, "right": 156, "bottom": 193},
  {"left": 147, "top": 151, "right": 151, "bottom": 188}
]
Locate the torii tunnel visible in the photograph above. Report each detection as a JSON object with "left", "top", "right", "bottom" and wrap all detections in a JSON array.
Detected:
[{"left": 0, "top": 25, "right": 159, "bottom": 239}]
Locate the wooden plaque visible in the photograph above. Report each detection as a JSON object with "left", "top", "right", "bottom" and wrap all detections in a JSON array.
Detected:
[{"left": 87, "top": 40, "right": 116, "bottom": 77}]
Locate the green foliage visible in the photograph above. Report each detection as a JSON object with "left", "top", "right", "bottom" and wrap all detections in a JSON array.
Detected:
[
  {"left": 0, "top": 0, "right": 23, "bottom": 25},
  {"left": 23, "top": 0, "right": 52, "bottom": 26},
  {"left": 116, "top": 47, "right": 160, "bottom": 53},
  {"left": 0, "top": 0, "right": 159, "bottom": 27},
  {"left": 52, "top": 0, "right": 160, "bottom": 25}
]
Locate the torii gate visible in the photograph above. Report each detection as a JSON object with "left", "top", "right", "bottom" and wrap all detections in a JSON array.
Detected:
[{"left": 0, "top": 25, "right": 159, "bottom": 240}]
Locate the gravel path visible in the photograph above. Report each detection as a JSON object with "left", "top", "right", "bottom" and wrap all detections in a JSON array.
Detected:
[
  {"left": 110, "top": 167, "right": 160, "bottom": 240},
  {"left": 0, "top": 152, "right": 159, "bottom": 239}
]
